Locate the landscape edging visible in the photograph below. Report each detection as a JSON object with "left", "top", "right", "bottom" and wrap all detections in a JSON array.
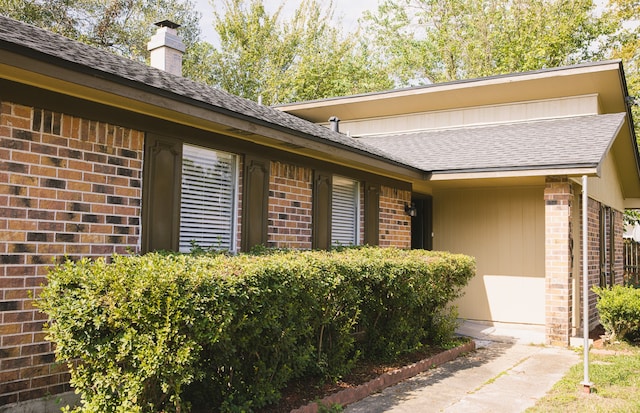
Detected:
[{"left": 290, "top": 340, "right": 477, "bottom": 413}]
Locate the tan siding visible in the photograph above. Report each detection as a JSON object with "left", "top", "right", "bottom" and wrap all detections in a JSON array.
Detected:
[
  {"left": 433, "top": 186, "right": 545, "bottom": 325},
  {"left": 339, "top": 95, "right": 599, "bottom": 137},
  {"left": 586, "top": 153, "right": 624, "bottom": 212}
]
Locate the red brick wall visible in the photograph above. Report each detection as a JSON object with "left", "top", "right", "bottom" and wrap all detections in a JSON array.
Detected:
[
  {"left": 586, "top": 198, "right": 625, "bottom": 328},
  {"left": 0, "top": 101, "right": 143, "bottom": 405},
  {"left": 379, "top": 186, "right": 411, "bottom": 248},
  {"left": 614, "top": 209, "right": 624, "bottom": 285},
  {"left": 586, "top": 197, "right": 600, "bottom": 329},
  {"left": 544, "top": 177, "right": 574, "bottom": 345},
  {"left": 0, "top": 102, "right": 413, "bottom": 406},
  {"left": 268, "top": 162, "right": 313, "bottom": 249}
]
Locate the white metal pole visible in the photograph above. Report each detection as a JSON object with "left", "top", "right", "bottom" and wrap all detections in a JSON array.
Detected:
[{"left": 582, "top": 175, "right": 592, "bottom": 391}]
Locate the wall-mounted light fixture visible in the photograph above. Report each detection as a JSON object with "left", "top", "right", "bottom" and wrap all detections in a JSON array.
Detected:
[{"left": 405, "top": 202, "right": 417, "bottom": 217}]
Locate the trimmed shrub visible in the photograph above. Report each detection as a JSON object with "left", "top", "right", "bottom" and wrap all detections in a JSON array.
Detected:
[
  {"left": 38, "top": 247, "right": 475, "bottom": 412},
  {"left": 594, "top": 285, "right": 640, "bottom": 341}
]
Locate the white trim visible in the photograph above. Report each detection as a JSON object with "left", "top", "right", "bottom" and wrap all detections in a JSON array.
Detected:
[{"left": 430, "top": 167, "right": 599, "bottom": 181}]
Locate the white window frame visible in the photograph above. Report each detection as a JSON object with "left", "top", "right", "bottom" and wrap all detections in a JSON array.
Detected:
[
  {"left": 331, "top": 175, "right": 360, "bottom": 247},
  {"left": 179, "top": 143, "right": 239, "bottom": 253}
]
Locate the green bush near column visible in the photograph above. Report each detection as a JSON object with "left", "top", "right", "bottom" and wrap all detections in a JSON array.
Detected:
[
  {"left": 38, "top": 247, "right": 475, "bottom": 412},
  {"left": 594, "top": 285, "right": 640, "bottom": 342}
]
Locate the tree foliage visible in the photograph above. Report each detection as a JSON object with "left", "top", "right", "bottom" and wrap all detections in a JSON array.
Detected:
[
  {"left": 0, "top": 0, "right": 210, "bottom": 80},
  {"left": 363, "top": 0, "right": 613, "bottom": 84},
  {"left": 605, "top": 0, "right": 640, "bottom": 138},
  {"left": 1, "top": 0, "right": 638, "bottom": 124},
  {"left": 207, "top": 0, "right": 393, "bottom": 105}
]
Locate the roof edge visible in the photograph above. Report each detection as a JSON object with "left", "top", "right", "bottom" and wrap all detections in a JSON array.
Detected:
[
  {"left": 275, "top": 60, "right": 624, "bottom": 110},
  {"left": 429, "top": 165, "right": 600, "bottom": 181}
]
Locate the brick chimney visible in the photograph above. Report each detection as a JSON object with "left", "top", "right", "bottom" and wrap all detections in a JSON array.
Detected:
[{"left": 147, "top": 20, "right": 185, "bottom": 76}]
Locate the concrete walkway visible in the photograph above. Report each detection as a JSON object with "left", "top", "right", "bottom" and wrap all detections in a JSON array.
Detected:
[{"left": 344, "top": 323, "right": 580, "bottom": 413}]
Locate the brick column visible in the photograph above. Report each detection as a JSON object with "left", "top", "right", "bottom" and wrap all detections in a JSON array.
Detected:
[{"left": 544, "top": 177, "right": 573, "bottom": 346}]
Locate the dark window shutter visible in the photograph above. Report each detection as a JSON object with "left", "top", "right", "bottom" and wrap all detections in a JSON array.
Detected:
[
  {"left": 142, "top": 134, "right": 182, "bottom": 252},
  {"left": 242, "top": 156, "right": 270, "bottom": 251},
  {"left": 364, "top": 183, "right": 380, "bottom": 246},
  {"left": 313, "top": 171, "right": 332, "bottom": 250}
]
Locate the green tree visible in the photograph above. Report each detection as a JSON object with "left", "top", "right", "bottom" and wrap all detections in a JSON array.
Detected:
[
  {"left": 208, "top": 0, "right": 393, "bottom": 104},
  {"left": 605, "top": 0, "right": 640, "bottom": 139},
  {"left": 363, "top": 0, "right": 613, "bottom": 84},
  {"left": 0, "top": 0, "right": 84, "bottom": 38},
  {"left": 0, "top": 0, "right": 211, "bottom": 80}
]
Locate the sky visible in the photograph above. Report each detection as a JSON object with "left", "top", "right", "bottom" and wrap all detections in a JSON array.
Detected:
[{"left": 193, "top": 0, "right": 382, "bottom": 44}]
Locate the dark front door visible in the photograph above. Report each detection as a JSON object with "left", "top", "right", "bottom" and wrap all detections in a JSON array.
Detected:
[{"left": 411, "top": 196, "right": 433, "bottom": 250}]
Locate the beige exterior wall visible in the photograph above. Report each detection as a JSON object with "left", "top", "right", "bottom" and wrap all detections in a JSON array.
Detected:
[
  {"left": 584, "top": 152, "right": 625, "bottom": 212},
  {"left": 338, "top": 95, "right": 599, "bottom": 137},
  {"left": 433, "top": 186, "right": 545, "bottom": 325}
]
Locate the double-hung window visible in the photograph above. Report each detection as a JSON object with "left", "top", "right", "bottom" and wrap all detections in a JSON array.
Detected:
[
  {"left": 179, "top": 144, "right": 238, "bottom": 252},
  {"left": 331, "top": 176, "right": 360, "bottom": 246}
]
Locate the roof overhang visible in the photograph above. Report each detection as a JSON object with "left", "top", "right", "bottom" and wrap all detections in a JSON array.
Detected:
[
  {"left": 277, "top": 61, "right": 629, "bottom": 121},
  {"left": 0, "top": 47, "right": 424, "bottom": 182},
  {"left": 430, "top": 166, "right": 599, "bottom": 181},
  {"left": 278, "top": 61, "right": 640, "bottom": 200}
]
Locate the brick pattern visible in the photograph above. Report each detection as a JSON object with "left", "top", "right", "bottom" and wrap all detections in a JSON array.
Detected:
[
  {"left": 379, "top": 186, "right": 411, "bottom": 248},
  {"left": 0, "top": 103, "right": 413, "bottom": 406},
  {"left": 614, "top": 209, "right": 624, "bottom": 285},
  {"left": 268, "top": 162, "right": 313, "bottom": 249},
  {"left": 586, "top": 197, "right": 601, "bottom": 329},
  {"left": 544, "top": 177, "right": 573, "bottom": 346},
  {"left": 586, "top": 199, "right": 625, "bottom": 329},
  {"left": 0, "top": 101, "right": 143, "bottom": 405}
]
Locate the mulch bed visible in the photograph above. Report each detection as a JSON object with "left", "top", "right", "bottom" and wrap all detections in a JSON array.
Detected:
[
  {"left": 589, "top": 324, "right": 606, "bottom": 349},
  {"left": 257, "top": 342, "right": 466, "bottom": 412}
]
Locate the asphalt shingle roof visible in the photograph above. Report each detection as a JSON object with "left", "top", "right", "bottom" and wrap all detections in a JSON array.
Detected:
[
  {"left": 0, "top": 15, "right": 407, "bottom": 167},
  {"left": 358, "top": 114, "right": 626, "bottom": 174},
  {"left": 0, "top": 16, "right": 627, "bottom": 177}
]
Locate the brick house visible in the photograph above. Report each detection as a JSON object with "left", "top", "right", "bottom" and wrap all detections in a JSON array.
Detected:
[
  {"left": 0, "top": 15, "right": 639, "bottom": 408},
  {"left": 0, "top": 17, "right": 421, "bottom": 407}
]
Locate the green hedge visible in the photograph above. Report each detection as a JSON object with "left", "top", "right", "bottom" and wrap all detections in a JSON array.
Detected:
[
  {"left": 38, "top": 247, "right": 475, "bottom": 412},
  {"left": 594, "top": 285, "right": 640, "bottom": 341}
]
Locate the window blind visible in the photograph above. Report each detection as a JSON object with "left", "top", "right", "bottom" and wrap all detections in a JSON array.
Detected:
[
  {"left": 179, "top": 144, "right": 237, "bottom": 252},
  {"left": 332, "top": 176, "right": 360, "bottom": 246}
]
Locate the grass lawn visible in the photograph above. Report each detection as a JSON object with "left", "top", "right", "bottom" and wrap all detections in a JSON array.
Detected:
[{"left": 527, "top": 342, "right": 640, "bottom": 412}]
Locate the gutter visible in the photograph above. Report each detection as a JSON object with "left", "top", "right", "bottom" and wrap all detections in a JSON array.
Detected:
[
  {"left": 0, "top": 36, "right": 425, "bottom": 179},
  {"left": 428, "top": 164, "right": 600, "bottom": 181},
  {"left": 617, "top": 61, "right": 640, "bottom": 180}
]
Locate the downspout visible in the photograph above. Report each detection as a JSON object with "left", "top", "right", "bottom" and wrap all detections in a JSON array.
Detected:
[{"left": 581, "top": 175, "right": 593, "bottom": 392}]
